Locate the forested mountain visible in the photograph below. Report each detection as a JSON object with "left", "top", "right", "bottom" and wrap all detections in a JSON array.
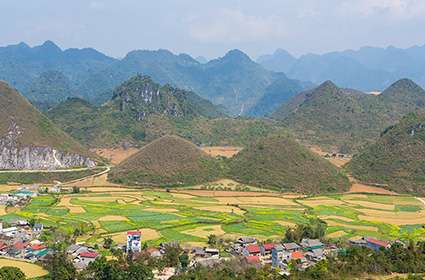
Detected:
[
  {"left": 272, "top": 79, "right": 425, "bottom": 153},
  {"left": 348, "top": 109, "right": 425, "bottom": 195},
  {"left": 48, "top": 75, "right": 288, "bottom": 149},
  {"left": 0, "top": 41, "right": 306, "bottom": 115},
  {"left": 258, "top": 45, "right": 425, "bottom": 91}
]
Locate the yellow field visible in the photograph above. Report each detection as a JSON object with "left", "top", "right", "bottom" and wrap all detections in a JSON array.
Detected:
[
  {"left": 0, "top": 258, "right": 48, "bottom": 278},
  {"left": 326, "top": 220, "right": 378, "bottom": 232},
  {"left": 326, "top": 230, "right": 347, "bottom": 238},
  {"left": 183, "top": 225, "right": 226, "bottom": 238},
  {"left": 107, "top": 228, "right": 161, "bottom": 243},
  {"left": 299, "top": 199, "right": 345, "bottom": 207},
  {"left": 216, "top": 196, "right": 298, "bottom": 206},
  {"left": 319, "top": 215, "right": 355, "bottom": 222},
  {"left": 194, "top": 205, "right": 246, "bottom": 215},
  {"left": 98, "top": 215, "right": 129, "bottom": 221},
  {"left": 0, "top": 206, "right": 6, "bottom": 215}
]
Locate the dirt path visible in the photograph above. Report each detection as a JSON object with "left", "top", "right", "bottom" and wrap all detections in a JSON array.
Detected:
[{"left": 62, "top": 166, "right": 111, "bottom": 185}]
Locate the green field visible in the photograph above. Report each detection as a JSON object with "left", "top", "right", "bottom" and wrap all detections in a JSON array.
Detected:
[{"left": 1, "top": 184, "right": 425, "bottom": 246}]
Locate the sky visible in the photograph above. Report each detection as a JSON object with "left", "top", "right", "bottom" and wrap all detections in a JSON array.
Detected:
[{"left": 1, "top": 0, "right": 425, "bottom": 59}]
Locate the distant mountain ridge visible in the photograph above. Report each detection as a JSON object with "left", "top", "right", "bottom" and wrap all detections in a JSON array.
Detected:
[
  {"left": 272, "top": 79, "right": 425, "bottom": 153},
  {"left": 258, "top": 45, "right": 425, "bottom": 91},
  {"left": 0, "top": 41, "right": 307, "bottom": 116}
]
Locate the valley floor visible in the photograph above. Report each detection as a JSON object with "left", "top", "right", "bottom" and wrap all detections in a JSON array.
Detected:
[{"left": 2, "top": 179, "right": 424, "bottom": 248}]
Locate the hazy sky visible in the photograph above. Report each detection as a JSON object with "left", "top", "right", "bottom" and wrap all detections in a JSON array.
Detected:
[{"left": 1, "top": 0, "right": 425, "bottom": 59}]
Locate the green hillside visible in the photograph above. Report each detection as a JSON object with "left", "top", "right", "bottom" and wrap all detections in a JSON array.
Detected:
[
  {"left": 347, "top": 109, "right": 425, "bottom": 195},
  {"left": 0, "top": 81, "right": 93, "bottom": 157},
  {"left": 48, "top": 76, "right": 286, "bottom": 148},
  {"left": 108, "top": 135, "right": 222, "bottom": 186},
  {"left": 227, "top": 134, "right": 350, "bottom": 193},
  {"left": 272, "top": 79, "right": 425, "bottom": 153}
]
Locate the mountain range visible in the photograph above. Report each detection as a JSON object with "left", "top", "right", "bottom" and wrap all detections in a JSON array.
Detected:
[
  {"left": 258, "top": 45, "right": 425, "bottom": 91},
  {"left": 47, "top": 75, "right": 286, "bottom": 148},
  {"left": 0, "top": 41, "right": 307, "bottom": 116},
  {"left": 272, "top": 79, "right": 425, "bottom": 153}
]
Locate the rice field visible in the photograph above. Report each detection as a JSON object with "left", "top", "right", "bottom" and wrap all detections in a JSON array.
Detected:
[{"left": 1, "top": 187, "right": 425, "bottom": 247}]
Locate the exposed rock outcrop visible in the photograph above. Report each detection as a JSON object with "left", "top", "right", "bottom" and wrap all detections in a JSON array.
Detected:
[{"left": 0, "top": 121, "right": 96, "bottom": 170}]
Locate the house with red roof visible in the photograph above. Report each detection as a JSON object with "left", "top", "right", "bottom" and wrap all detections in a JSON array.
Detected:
[
  {"left": 365, "top": 237, "right": 391, "bottom": 251},
  {"left": 245, "top": 255, "right": 261, "bottom": 265},
  {"left": 242, "top": 245, "right": 261, "bottom": 256},
  {"left": 290, "top": 251, "right": 306, "bottom": 262},
  {"left": 260, "top": 243, "right": 275, "bottom": 256}
]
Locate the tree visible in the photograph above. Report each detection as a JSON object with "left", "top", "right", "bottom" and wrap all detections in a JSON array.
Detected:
[
  {"left": 208, "top": 234, "right": 217, "bottom": 246},
  {"left": 72, "top": 186, "right": 80, "bottom": 193},
  {"left": 103, "top": 236, "right": 113, "bottom": 249},
  {"left": 44, "top": 251, "right": 76, "bottom": 280},
  {"left": 0, "top": 267, "right": 25, "bottom": 280},
  {"left": 179, "top": 253, "right": 190, "bottom": 270}
]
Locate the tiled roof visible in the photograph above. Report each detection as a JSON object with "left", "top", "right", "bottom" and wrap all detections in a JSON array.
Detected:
[
  {"left": 291, "top": 251, "right": 304, "bottom": 260},
  {"left": 246, "top": 245, "right": 261, "bottom": 254},
  {"left": 245, "top": 255, "right": 260, "bottom": 264},
  {"left": 127, "top": 231, "right": 141, "bottom": 235},
  {"left": 262, "top": 243, "right": 275, "bottom": 251},
  {"left": 79, "top": 251, "right": 99, "bottom": 258},
  {"left": 366, "top": 237, "right": 390, "bottom": 248}
]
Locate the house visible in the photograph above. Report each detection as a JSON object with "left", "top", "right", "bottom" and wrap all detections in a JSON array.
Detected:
[
  {"left": 146, "top": 248, "right": 161, "bottom": 258},
  {"left": 238, "top": 237, "right": 257, "bottom": 245},
  {"left": 242, "top": 245, "right": 261, "bottom": 256},
  {"left": 1, "top": 227, "right": 18, "bottom": 237},
  {"left": 0, "top": 242, "right": 8, "bottom": 254},
  {"left": 350, "top": 239, "right": 367, "bottom": 247},
  {"left": 283, "top": 242, "right": 301, "bottom": 252},
  {"left": 300, "top": 239, "right": 324, "bottom": 251},
  {"left": 244, "top": 255, "right": 261, "bottom": 266},
  {"left": 260, "top": 243, "right": 275, "bottom": 256},
  {"left": 66, "top": 244, "right": 83, "bottom": 255},
  {"left": 14, "top": 190, "right": 37, "bottom": 198},
  {"left": 289, "top": 251, "right": 306, "bottom": 262},
  {"left": 305, "top": 249, "right": 324, "bottom": 261},
  {"left": 75, "top": 251, "right": 99, "bottom": 270},
  {"left": 191, "top": 247, "right": 206, "bottom": 258},
  {"left": 271, "top": 245, "right": 285, "bottom": 267},
  {"left": 205, "top": 248, "right": 219, "bottom": 259},
  {"left": 33, "top": 223, "right": 44, "bottom": 232},
  {"left": 365, "top": 237, "right": 390, "bottom": 251}
]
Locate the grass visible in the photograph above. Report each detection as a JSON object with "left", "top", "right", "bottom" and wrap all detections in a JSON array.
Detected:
[{"left": 1, "top": 188, "right": 425, "bottom": 247}]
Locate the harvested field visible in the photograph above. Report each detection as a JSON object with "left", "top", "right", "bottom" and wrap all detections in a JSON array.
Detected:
[
  {"left": 0, "top": 206, "right": 6, "bottom": 215},
  {"left": 308, "top": 146, "right": 351, "bottom": 167},
  {"left": 194, "top": 206, "right": 245, "bottom": 215},
  {"left": 201, "top": 146, "right": 243, "bottom": 158},
  {"left": 177, "top": 189, "right": 291, "bottom": 197},
  {"left": 349, "top": 182, "right": 398, "bottom": 195},
  {"left": 341, "top": 194, "right": 368, "bottom": 200},
  {"left": 344, "top": 200, "right": 395, "bottom": 210},
  {"left": 0, "top": 184, "right": 20, "bottom": 192},
  {"left": 183, "top": 225, "right": 226, "bottom": 238},
  {"left": 170, "top": 193, "right": 194, "bottom": 199},
  {"left": 326, "top": 220, "right": 378, "bottom": 232},
  {"left": 299, "top": 199, "right": 345, "bottom": 207},
  {"left": 57, "top": 196, "right": 86, "bottom": 213},
  {"left": 326, "top": 231, "right": 347, "bottom": 238},
  {"left": 107, "top": 228, "right": 160, "bottom": 243},
  {"left": 357, "top": 209, "right": 425, "bottom": 225},
  {"left": 319, "top": 215, "right": 355, "bottom": 222},
  {"left": 216, "top": 196, "right": 298, "bottom": 206},
  {"left": 0, "top": 258, "right": 48, "bottom": 278},
  {"left": 79, "top": 196, "right": 134, "bottom": 203},
  {"left": 86, "top": 187, "right": 130, "bottom": 192},
  {"left": 93, "top": 147, "right": 139, "bottom": 165},
  {"left": 98, "top": 215, "right": 129, "bottom": 221}
]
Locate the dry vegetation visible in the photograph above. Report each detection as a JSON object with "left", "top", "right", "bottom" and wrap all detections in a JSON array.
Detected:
[{"left": 200, "top": 146, "right": 242, "bottom": 158}]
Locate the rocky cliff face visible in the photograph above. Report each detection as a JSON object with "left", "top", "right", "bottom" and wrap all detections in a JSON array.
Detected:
[{"left": 0, "top": 121, "right": 96, "bottom": 170}]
